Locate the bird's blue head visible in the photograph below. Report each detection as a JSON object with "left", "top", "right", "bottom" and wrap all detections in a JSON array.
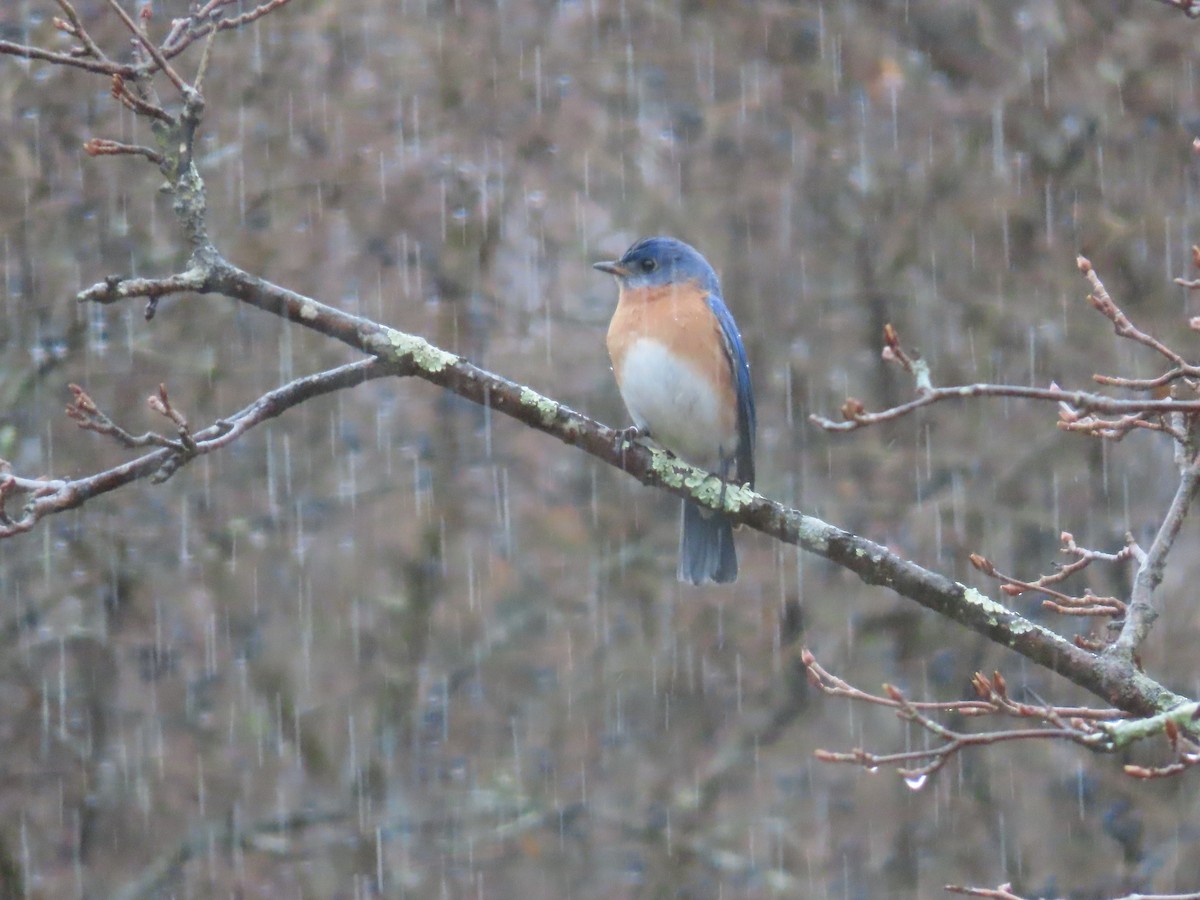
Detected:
[{"left": 593, "top": 236, "right": 719, "bottom": 294}]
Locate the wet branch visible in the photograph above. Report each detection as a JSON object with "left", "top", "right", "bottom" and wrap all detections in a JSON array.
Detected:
[
  {"left": 968, "top": 533, "right": 1132, "bottom": 619},
  {"left": 1110, "top": 458, "right": 1200, "bottom": 661},
  {"left": 0, "top": 360, "right": 387, "bottom": 536},
  {"left": 812, "top": 256, "right": 1200, "bottom": 436},
  {"left": 38, "top": 250, "right": 1200, "bottom": 721},
  {"left": 0, "top": 37, "right": 135, "bottom": 77},
  {"left": 807, "top": 247, "right": 1200, "bottom": 720},
  {"left": 804, "top": 652, "right": 1129, "bottom": 782},
  {"left": 804, "top": 652, "right": 1200, "bottom": 786},
  {"left": 811, "top": 382, "right": 1200, "bottom": 432}
]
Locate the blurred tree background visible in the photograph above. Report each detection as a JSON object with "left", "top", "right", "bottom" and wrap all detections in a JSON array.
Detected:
[{"left": 2, "top": 0, "right": 1200, "bottom": 897}]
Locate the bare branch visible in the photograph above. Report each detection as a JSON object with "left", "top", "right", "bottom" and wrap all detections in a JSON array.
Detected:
[
  {"left": 1078, "top": 255, "right": 1188, "bottom": 368},
  {"left": 104, "top": 0, "right": 190, "bottom": 95},
  {"left": 1109, "top": 458, "right": 1200, "bottom": 661},
  {"left": 65, "top": 383, "right": 184, "bottom": 451},
  {"left": 810, "top": 382, "right": 1200, "bottom": 432},
  {"left": 54, "top": 0, "right": 109, "bottom": 61},
  {"left": 816, "top": 259, "right": 1200, "bottom": 434},
  {"left": 802, "top": 650, "right": 1125, "bottom": 720},
  {"left": 83, "top": 137, "right": 166, "bottom": 167},
  {"left": 108, "top": 74, "right": 176, "bottom": 125},
  {"left": 804, "top": 651, "right": 1122, "bottom": 781},
  {"left": 78, "top": 269, "right": 208, "bottom": 319},
  {"left": 58, "top": 251, "right": 1193, "bottom": 720},
  {"left": 161, "top": 0, "right": 298, "bottom": 60},
  {"left": 0, "top": 360, "right": 386, "bottom": 537},
  {"left": 0, "top": 38, "right": 136, "bottom": 76},
  {"left": 967, "top": 536, "right": 1130, "bottom": 620}
]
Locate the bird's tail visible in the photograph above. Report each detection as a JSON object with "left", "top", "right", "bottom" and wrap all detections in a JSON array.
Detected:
[{"left": 678, "top": 500, "right": 738, "bottom": 585}]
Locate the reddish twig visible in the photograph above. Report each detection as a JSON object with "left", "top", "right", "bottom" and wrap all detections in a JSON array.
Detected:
[
  {"left": 54, "top": 0, "right": 109, "bottom": 61},
  {"left": 1, "top": 360, "right": 387, "bottom": 537},
  {"left": 0, "top": 39, "right": 136, "bottom": 76},
  {"left": 104, "top": 0, "right": 190, "bottom": 95},
  {"left": 1057, "top": 406, "right": 1187, "bottom": 441},
  {"left": 160, "top": 0, "right": 297, "bottom": 60},
  {"left": 1078, "top": 256, "right": 1188, "bottom": 367},
  {"left": 1125, "top": 754, "right": 1200, "bottom": 779},
  {"left": 65, "top": 384, "right": 183, "bottom": 451},
  {"left": 815, "top": 258, "right": 1200, "bottom": 434},
  {"left": 803, "top": 650, "right": 1126, "bottom": 721},
  {"left": 967, "top": 534, "right": 1131, "bottom": 619},
  {"left": 811, "top": 383, "right": 1200, "bottom": 431},
  {"left": 83, "top": 137, "right": 166, "bottom": 167},
  {"left": 806, "top": 650, "right": 1200, "bottom": 783},
  {"left": 880, "top": 322, "right": 933, "bottom": 392},
  {"left": 109, "top": 73, "right": 176, "bottom": 124},
  {"left": 803, "top": 650, "right": 1122, "bottom": 781},
  {"left": 1109, "top": 459, "right": 1200, "bottom": 661}
]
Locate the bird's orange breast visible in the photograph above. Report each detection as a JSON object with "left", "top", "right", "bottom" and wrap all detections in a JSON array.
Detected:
[
  {"left": 607, "top": 283, "right": 726, "bottom": 379},
  {"left": 606, "top": 280, "right": 738, "bottom": 453}
]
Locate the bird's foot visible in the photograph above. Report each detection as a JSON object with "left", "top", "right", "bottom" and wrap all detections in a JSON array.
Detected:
[{"left": 615, "top": 424, "right": 646, "bottom": 445}]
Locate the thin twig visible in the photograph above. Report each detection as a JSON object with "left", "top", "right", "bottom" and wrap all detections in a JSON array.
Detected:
[
  {"left": 109, "top": 74, "right": 176, "bottom": 124},
  {"left": 104, "top": 0, "right": 189, "bottom": 94},
  {"left": 83, "top": 137, "right": 166, "bottom": 167},
  {"left": 1057, "top": 408, "right": 1187, "bottom": 441},
  {"left": 810, "top": 383, "right": 1200, "bottom": 431},
  {"left": 968, "top": 540, "right": 1128, "bottom": 619},
  {"left": 54, "top": 0, "right": 109, "bottom": 61},
  {"left": 1078, "top": 256, "right": 1188, "bottom": 366},
  {"left": 803, "top": 652, "right": 1125, "bottom": 719},
  {"left": 804, "top": 651, "right": 1122, "bottom": 779},
  {"left": 161, "top": 0, "right": 297, "bottom": 59},
  {"left": 0, "top": 39, "right": 136, "bottom": 76},
  {"left": 1110, "top": 460, "right": 1200, "bottom": 660},
  {"left": 193, "top": 29, "right": 218, "bottom": 95},
  {"left": 65, "top": 384, "right": 185, "bottom": 452},
  {"left": 0, "top": 360, "right": 387, "bottom": 537}
]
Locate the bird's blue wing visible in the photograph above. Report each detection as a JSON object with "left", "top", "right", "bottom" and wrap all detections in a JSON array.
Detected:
[{"left": 706, "top": 292, "right": 756, "bottom": 487}]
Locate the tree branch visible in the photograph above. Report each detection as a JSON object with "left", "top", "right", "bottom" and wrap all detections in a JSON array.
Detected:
[
  {"left": 0, "top": 360, "right": 387, "bottom": 536},
  {"left": 810, "top": 383, "right": 1200, "bottom": 432},
  {"left": 1109, "top": 458, "right": 1200, "bottom": 661},
  {"left": 29, "top": 261, "right": 1200, "bottom": 719}
]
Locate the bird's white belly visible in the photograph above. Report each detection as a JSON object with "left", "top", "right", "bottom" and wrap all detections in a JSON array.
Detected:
[{"left": 617, "top": 338, "right": 733, "bottom": 469}]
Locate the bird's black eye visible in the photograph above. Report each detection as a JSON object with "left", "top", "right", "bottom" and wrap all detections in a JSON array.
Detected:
[{"left": 640, "top": 258, "right": 658, "bottom": 273}]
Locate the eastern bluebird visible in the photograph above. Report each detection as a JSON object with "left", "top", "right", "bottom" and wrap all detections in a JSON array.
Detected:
[{"left": 593, "top": 236, "right": 756, "bottom": 585}]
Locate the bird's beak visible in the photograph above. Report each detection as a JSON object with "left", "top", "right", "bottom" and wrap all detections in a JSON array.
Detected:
[{"left": 592, "top": 260, "right": 630, "bottom": 277}]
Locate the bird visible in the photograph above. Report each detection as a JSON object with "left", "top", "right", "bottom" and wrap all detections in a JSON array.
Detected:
[{"left": 593, "top": 236, "right": 756, "bottom": 585}]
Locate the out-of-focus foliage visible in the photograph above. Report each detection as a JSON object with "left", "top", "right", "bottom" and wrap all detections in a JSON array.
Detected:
[{"left": 1, "top": 1, "right": 1199, "bottom": 896}]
